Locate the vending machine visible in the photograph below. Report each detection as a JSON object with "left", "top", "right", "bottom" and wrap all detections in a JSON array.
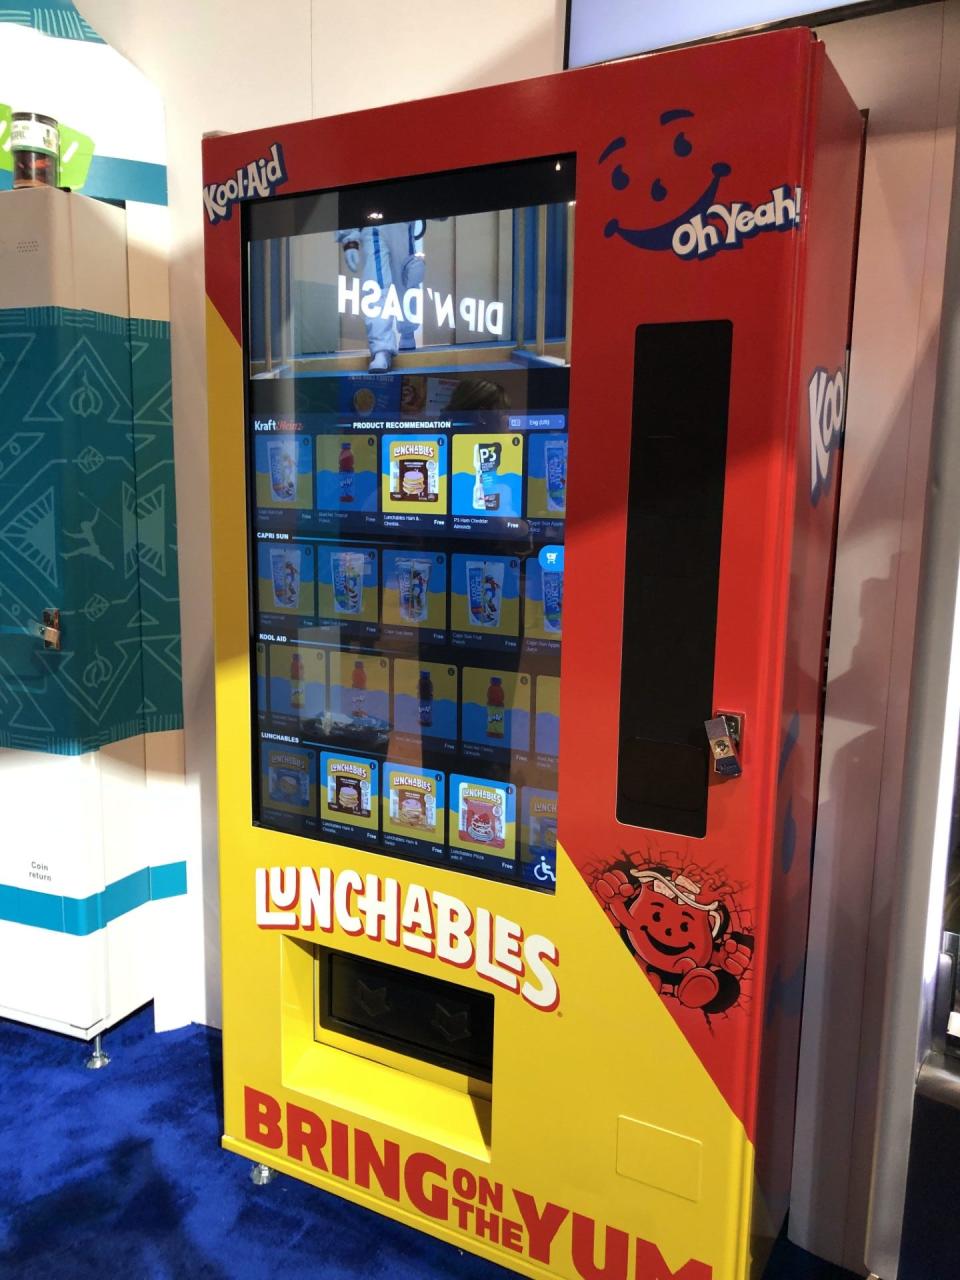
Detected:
[{"left": 203, "top": 30, "right": 861, "bottom": 1280}]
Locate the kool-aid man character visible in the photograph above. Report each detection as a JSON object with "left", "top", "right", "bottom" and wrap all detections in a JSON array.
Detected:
[{"left": 595, "top": 865, "right": 752, "bottom": 1013}]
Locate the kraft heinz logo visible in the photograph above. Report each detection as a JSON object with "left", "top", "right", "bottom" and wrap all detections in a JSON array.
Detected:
[
  {"left": 255, "top": 864, "right": 560, "bottom": 1010},
  {"left": 203, "top": 143, "right": 287, "bottom": 224}
]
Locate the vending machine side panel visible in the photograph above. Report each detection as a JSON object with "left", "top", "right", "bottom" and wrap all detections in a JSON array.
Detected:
[{"left": 751, "top": 46, "right": 864, "bottom": 1252}]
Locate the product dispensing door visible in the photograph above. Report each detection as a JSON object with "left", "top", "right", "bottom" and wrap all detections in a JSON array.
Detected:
[{"left": 204, "top": 30, "right": 861, "bottom": 1280}]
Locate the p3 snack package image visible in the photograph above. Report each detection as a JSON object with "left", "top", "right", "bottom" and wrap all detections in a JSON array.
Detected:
[
  {"left": 255, "top": 433, "right": 313, "bottom": 510},
  {"left": 449, "top": 774, "right": 516, "bottom": 862},
  {"left": 381, "top": 435, "right": 447, "bottom": 514},
  {"left": 451, "top": 432, "right": 523, "bottom": 520},
  {"left": 317, "top": 546, "right": 379, "bottom": 627},
  {"left": 320, "top": 752, "right": 379, "bottom": 840},
  {"left": 258, "top": 542, "right": 315, "bottom": 618}
]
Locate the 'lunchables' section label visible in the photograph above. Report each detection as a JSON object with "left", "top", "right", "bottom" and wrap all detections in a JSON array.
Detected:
[
  {"left": 268, "top": 645, "right": 326, "bottom": 721},
  {"left": 450, "top": 554, "right": 520, "bottom": 651},
  {"left": 392, "top": 659, "right": 457, "bottom": 753},
  {"left": 320, "top": 752, "right": 378, "bottom": 841},
  {"left": 255, "top": 434, "right": 313, "bottom": 511},
  {"left": 460, "top": 667, "right": 530, "bottom": 763},
  {"left": 260, "top": 745, "right": 317, "bottom": 824},
  {"left": 316, "top": 434, "right": 378, "bottom": 516},
  {"left": 258, "top": 542, "right": 315, "bottom": 619},
  {"left": 316, "top": 546, "right": 379, "bottom": 629},
  {"left": 382, "top": 764, "right": 445, "bottom": 859},
  {"left": 449, "top": 775, "right": 516, "bottom": 868},
  {"left": 381, "top": 550, "right": 447, "bottom": 642},
  {"left": 381, "top": 435, "right": 447, "bottom": 523},
  {"left": 451, "top": 432, "right": 523, "bottom": 524}
]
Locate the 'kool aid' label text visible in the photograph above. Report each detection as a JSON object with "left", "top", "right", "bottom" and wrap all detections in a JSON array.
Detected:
[
  {"left": 809, "top": 364, "right": 846, "bottom": 504},
  {"left": 204, "top": 143, "right": 287, "bottom": 224}
]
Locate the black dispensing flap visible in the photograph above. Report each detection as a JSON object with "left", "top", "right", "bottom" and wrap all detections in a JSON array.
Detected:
[
  {"left": 318, "top": 947, "right": 495, "bottom": 1081},
  {"left": 617, "top": 320, "right": 732, "bottom": 839}
]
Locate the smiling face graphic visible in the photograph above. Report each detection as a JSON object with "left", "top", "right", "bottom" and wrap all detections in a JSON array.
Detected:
[{"left": 600, "top": 108, "right": 731, "bottom": 251}]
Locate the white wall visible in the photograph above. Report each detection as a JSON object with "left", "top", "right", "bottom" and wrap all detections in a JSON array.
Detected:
[
  {"left": 792, "top": 4, "right": 960, "bottom": 1273},
  {"left": 75, "top": 0, "right": 566, "bottom": 1027}
]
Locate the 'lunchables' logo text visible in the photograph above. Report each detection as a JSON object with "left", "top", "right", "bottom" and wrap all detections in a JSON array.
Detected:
[
  {"left": 203, "top": 143, "right": 287, "bottom": 224},
  {"left": 255, "top": 864, "right": 559, "bottom": 1011},
  {"left": 672, "top": 184, "right": 801, "bottom": 259}
]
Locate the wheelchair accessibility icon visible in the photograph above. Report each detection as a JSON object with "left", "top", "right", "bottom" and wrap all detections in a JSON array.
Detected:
[{"left": 533, "top": 855, "right": 556, "bottom": 884}]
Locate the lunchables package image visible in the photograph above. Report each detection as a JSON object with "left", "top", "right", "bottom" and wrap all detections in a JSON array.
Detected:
[
  {"left": 255, "top": 433, "right": 313, "bottom": 509},
  {"left": 258, "top": 542, "right": 315, "bottom": 617},
  {"left": 451, "top": 433, "right": 523, "bottom": 518},
  {"left": 382, "top": 764, "right": 444, "bottom": 843},
  {"left": 260, "top": 745, "right": 317, "bottom": 816},
  {"left": 450, "top": 554, "right": 520, "bottom": 639},
  {"left": 316, "top": 546, "right": 379, "bottom": 624},
  {"left": 526, "top": 433, "right": 567, "bottom": 520},
  {"left": 449, "top": 774, "right": 516, "bottom": 858},
  {"left": 320, "top": 752, "right": 379, "bottom": 831},
  {"left": 381, "top": 435, "right": 447, "bottom": 513},
  {"left": 521, "top": 787, "right": 559, "bottom": 886}
]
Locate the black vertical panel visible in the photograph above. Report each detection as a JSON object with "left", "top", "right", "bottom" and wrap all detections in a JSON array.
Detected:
[{"left": 617, "top": 320, "right": 732, "bottom": 837}]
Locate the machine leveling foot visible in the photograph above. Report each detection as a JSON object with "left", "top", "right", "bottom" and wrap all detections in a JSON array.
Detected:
[
  {"left": 250, "top": 1162, "right": 277, "bottom": 1186},
  {"left": 84, "top": 1034, "right": 110, "bottom": 1070}
]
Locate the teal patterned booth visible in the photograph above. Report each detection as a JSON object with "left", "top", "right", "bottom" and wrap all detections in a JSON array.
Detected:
[{"left": 0, "top": 306, "right": 182, "bottom": 753}]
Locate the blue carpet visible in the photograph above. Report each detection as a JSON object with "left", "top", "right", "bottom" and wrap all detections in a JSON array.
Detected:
[{"left": 0, "top": 1006, "right": 860, "bottom": 1279}]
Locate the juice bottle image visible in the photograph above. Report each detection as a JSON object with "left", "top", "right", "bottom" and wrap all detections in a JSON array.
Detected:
[
  {"left": 486, "top": 676, "right": 505, "bottom": 738},
  {"left": 418, "top": 669, "right": 434, "bottom": 727},
  {"left": 338, "top": 442, "right": 355, "bottom": 503},
  {"left": 351, "top": 660, "right": 367, "bottom": 719},
  {"left": 289, "top": 651, "right": 305, "bottom": 711}
]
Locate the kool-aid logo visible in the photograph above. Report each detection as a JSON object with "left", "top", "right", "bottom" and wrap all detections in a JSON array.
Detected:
[
  {"left": 203, "top": 143, "right": 287, "bottom": 224},
  {"left": 809, "top": 364, "right": 846, "bottom": 504}
]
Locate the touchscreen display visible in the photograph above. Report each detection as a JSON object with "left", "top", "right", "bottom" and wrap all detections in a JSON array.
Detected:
[{"left": 244, "top": 155, "right": 574, "bottom": 892}]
